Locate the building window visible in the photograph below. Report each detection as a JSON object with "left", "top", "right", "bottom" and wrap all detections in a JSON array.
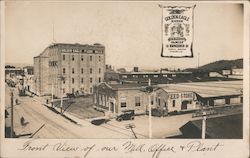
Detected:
[
  {"left": 154, "top": 75, "right": 159, "bottom": 78},
  {"left": 72, "top": 55, "right": 74, "bottom": 61},
  {"left": 143, "top": 75, "right": 148, "bottom": 78},
  {"left": 99, "top": 56, "right": 101, "bottom": 62},
  {"left": 106, "top": 96, "right": 108, "bottom": 107},
  {"left": 63, "top": 68, "right": 66, "bottom": 74},
  {"left": 90, "top": 87, "right": 93, "bottom": 93},
  {"left": 135, "top": 96, "right": 140, "bottom": 106},
  {"left": 62, "top": 55, "right": 65, "bottom": 60},
  {"left": 81, "top": 68, "right": 83, "bottom": 74},
  {"left": 90, "top": 56, "right": 92, "bottom": 61},
  {"left": 122, "top": 75, "right": 127, "bottom": 78},
  {"left": 72, "top": 78, "right": 74, "bottom": 84},
  {"left": 90, "top": 77, "right": 92, "bottom": 83},
  {"left": 63, "top": 88, "right": 65, "bottom": 93},
  {"left": 158, "top": 98, "right": 160, "bottom": 106},
  {"left": 63, "top": 80, "right": 65, "bottom": 84},
  {"left": 120, "top": 97, "right": 127, "bottom": 108},
  {"left": 72, "top": 68, "right": 74, "bottom": 74},
  {"left": 103, "top": 95, "right": 106, "bottom": 106},
  {"left": 81, "top": 78, "right": 84, "bottom": 84},
  {"left": 99, "top": 95, "right": 102, "bottom": 105},
  {"left": 151, "top": 96, "right": 154, "bottom": 105},
  {"left": 72, "top": 88, "right": 74, "bottom": 93},
  {"left": 99, "top": 68, "right": 101, "bottom": 74},
  {"left": 172, "top": 100, "right": 176, "bottom": 107},
  {"left": 163, "top": 74, "right": 168, "bottom": 77},
  {"left": 81, "top": 55, "right": 84, "bottom": 61},
  {"left": 98, "top": 77, "right": 101, "bottom": 83},
  {"left": 90, "top": 68, "right": 92, "bottom": 74},
  {"left": 132, "top": 75, "right": 138, "bottom": 78},
  {"left": 94, "top": 94, "right": 97, "bottom": 104}
]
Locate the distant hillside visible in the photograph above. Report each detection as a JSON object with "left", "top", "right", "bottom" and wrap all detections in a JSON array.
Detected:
[{"left": 185, "top": 58, "right": 243, "bottom": 72}]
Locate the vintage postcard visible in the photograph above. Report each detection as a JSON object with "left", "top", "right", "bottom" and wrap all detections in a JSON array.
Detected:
[{"left": 0, "top": 0, "right": 249, "bottom": 158}]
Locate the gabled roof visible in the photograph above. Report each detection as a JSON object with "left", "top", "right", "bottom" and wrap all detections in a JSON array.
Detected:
[{"left": 180, "top": 113, "right": 243, "bottom": 139}]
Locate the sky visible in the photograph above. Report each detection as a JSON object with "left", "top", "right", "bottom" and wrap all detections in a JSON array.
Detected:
[{"left": 5, "top": 1, "right": 244, "bottom": 70}]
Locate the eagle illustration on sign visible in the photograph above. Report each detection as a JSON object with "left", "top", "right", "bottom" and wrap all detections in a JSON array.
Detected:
[{"left": 160, "top": 5, "right": 196, "bottom": 58}]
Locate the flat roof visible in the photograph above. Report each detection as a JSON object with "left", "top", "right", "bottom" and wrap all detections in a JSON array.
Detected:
[
  {"left": 119, "top": 71, "right": 192, "bottom": 75},
  {"left": 109, "top": 83, "right": 148, "bottom": 90},
  {"left": 159, "top": 80, "right": 243, "bottom": 98}
]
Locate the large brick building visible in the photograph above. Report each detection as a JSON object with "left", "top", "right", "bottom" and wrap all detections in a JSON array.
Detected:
[{"left": 34, "top": 43, "right": 105, "bottom": 97}]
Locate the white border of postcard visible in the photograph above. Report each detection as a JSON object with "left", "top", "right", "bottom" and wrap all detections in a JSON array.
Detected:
[{"left": 0, "top": 1, "right": 249, "bottom": 158}]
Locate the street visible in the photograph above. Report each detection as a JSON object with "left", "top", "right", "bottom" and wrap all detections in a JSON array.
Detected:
[
  {"left": 5, "top": 83, "right": 193, "bottom": 139},
  {"left": 5, "top": 83, "right": 242, "bottom": 139},
  {"left": 5, "top": 84, "right": 136, "bottom": 138}
]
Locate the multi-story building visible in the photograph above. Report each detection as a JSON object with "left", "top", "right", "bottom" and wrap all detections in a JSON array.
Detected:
[
  {"left": 34, "top": 49, "right": 50, "bottom": 96},
  {"left": 34, "top": 43, "right": 105, "bottom": 97}
]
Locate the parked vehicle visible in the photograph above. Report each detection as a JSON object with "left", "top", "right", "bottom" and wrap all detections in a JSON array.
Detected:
[
  {"left": 91, "top": 118, "right": 110, "bottom": 125},
  {"left": 116, "top": 110, "right": 135, "bottom": 122},
  {"left": 66, "top": 93, "right": 75, "bottom": 98},
  {"left": 6, "top": 79, "right": 16, "bottom": 87}
]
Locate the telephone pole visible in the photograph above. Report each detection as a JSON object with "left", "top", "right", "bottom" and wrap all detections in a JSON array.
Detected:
[
  {"left": 58, "top": 75, "right": 65, "bottom": 114},
  {"left": 10, "top": 91, "right": 14, "bottom": 138},
  {"left": 202, "top": 111, "right": 207, "bottom": 139},
  {"left": 51, "top": 82, "right": 54, "bottom": 108},
  {"left": 198, "top": 52, "right": 200, "bottom": 68},
  {"left": 148, "top": 79, "right": 152, "bottom": 139}
]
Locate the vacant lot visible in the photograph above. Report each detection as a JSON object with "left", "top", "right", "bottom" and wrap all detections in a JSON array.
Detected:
[{"left": 53, "top": 96, "right": 104, "bottom": 119}]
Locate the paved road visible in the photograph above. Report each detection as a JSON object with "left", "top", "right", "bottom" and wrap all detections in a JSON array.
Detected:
[
  {"left": 5, "top": 83, "right": 241, "bottom": 139},
  {"left": 5, "top": 84, "right": 132, "bottom": 138},
  {"left": 5, "top": 83, "right": 190, "bottom": 139}
]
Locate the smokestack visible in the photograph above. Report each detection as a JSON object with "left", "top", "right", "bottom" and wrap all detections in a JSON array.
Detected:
[{"left": 134, "top": 67, "right": 139, "bottom": 72}]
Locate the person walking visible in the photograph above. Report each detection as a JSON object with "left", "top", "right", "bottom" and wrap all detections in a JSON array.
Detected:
[{"left": 20, "top": 116, "right": 25, "bottom": 126}]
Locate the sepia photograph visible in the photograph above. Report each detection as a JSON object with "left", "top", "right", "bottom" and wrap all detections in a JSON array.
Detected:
[{"left": 1, "top": 0, "right": 249, "bottom": 157}]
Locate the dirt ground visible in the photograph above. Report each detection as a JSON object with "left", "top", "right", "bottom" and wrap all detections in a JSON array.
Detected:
[{"left": 52, "top": 96, "right": 104, "bottom": 119}]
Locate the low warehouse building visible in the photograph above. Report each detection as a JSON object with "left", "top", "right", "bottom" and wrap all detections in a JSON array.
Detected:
[
  {"left": 158, "top": 80, "right": 243, "bottom": 107},
  {"left": 93, "top": 83, "right": 149, "bottom": 115},
  {"left": 153, "top": 88, "right": 197, "bottom": 113},
  {"left": 93, "top": 80, "right": 243, "bottom": 115}
]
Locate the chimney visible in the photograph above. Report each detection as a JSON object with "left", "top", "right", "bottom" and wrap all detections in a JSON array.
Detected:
[{"left": 134, "top": 67, "right": 139, "bottom": 72}]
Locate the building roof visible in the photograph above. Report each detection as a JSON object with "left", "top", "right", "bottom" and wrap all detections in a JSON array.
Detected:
[
  {"left": 23, "top": 66, "right": 33, "bottom": 69},
  {"left": 109, "top": 83, "right": 148, "bottom": 90},
  {"left": 5, "top": 67, "right": 23, "bottom": 71},
  {"left": 119, "top": 71, "right": 192, "bottom": 75},
  {"left": 49, "top": 42, "right": 105, "bottom": 48},
  {"left": 159, "top": 80, "right": 242, "bottom": 98},
  {"left": 179, "top": 113, "right": 243, "bottom": 139}
]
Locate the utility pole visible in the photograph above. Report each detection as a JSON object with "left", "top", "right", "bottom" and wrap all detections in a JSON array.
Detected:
[
  {"left": 60, "top": 78, "right": 63, "bottom": 114},
  {"left": 51, "top": 82, "right": 54, "bottom": 108},
  {"left": 125, "top": 123, "right": 137, "bottom": 139},
  {"left": 202, "top": 111, "right": 207, "bottom": 139},
  {"left": 10, "top": 91, "right": 14, "bottom": 138},
  {"left": 198, "top": 52, "right": 200, "bottom": 68},
  {"left": 148, "top": 79, "right": 152, "bottom": 139},
  {"left": 192, "top": 102, "right": 217, "bottom": 139},
  {"left": 58, "top": 75, "right": 64, "bottom": 115}
]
